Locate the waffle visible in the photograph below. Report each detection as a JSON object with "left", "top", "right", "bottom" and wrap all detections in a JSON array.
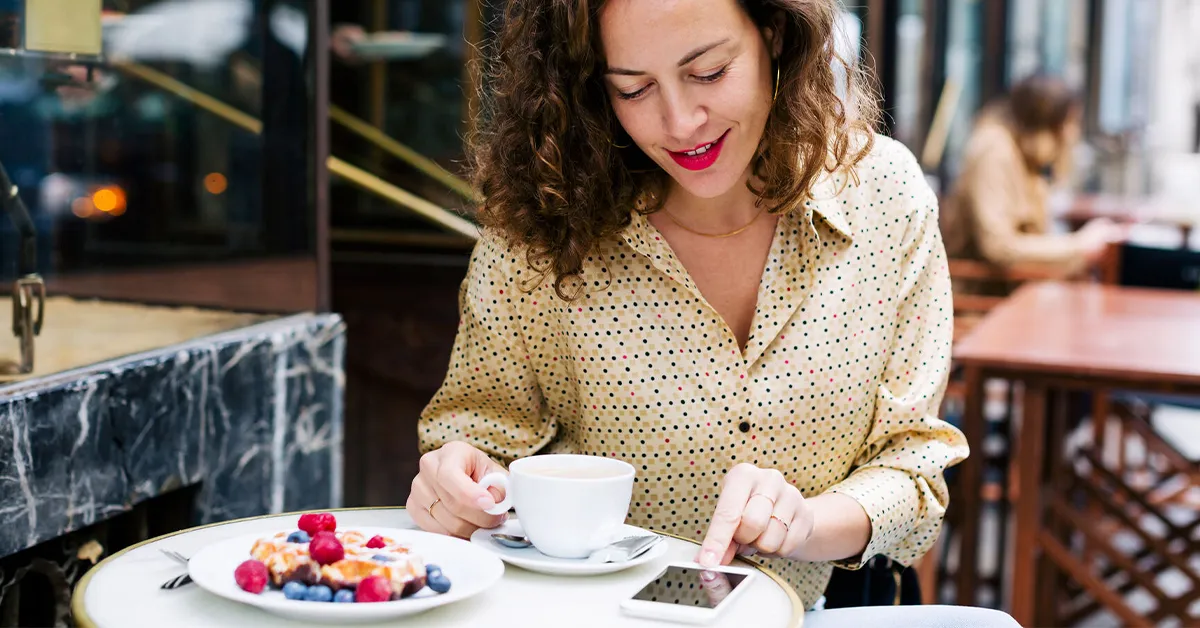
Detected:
[{"left": 249, "top": 530, "right": 427, "bottom": 599}]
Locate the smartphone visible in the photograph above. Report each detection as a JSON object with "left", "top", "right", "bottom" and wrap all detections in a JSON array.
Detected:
[{"left": 619, "top": 562, "right": 757, "bottom": 625}]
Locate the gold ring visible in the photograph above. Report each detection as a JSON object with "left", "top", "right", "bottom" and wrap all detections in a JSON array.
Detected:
[
  {"left": 427, "top": 498, "right": 442, "bottom": 518},
  {"left": 770, "top": 515, "right": 789, "bottom": 531}
]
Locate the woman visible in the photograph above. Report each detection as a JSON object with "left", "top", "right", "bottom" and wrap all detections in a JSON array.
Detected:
[
  {"left": 942, "top": 74, "right": 1124, "bottom": 277},
  {"left": 410, "top": 0, "right": 968, "bottom": 610}
]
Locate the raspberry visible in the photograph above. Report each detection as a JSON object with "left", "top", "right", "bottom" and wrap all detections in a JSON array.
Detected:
[
  {"left": 297, "top": 513, "right": 337, "bottom": 536},
  {"left": 234, "top": 559, "right": 268, "bottom": 594},
  {"left": 309, "top": 531, "right": 345, "bottom": 565},
  {"left": 356, "top": 575, "right": 392, "bottom": 603},
  {"left": 365, "top": 535, "right": 386, "bottom": 549},
  {"left": 314, "top": 513, "right": 337, "bottom": 532},
  {"left": 297, "top": 514, "right": 321, "bottom": 536}
]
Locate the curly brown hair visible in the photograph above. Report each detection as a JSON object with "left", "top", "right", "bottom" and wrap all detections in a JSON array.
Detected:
[{"left": 467, "top": 0, "right": 880, "bottom": 299}]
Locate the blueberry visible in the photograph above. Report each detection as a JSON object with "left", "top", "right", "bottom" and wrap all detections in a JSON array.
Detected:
[
  {"left": 427, "top": 573, "right": 451, "bottom": 594},
  {"left": 304, "top": 584, "right": 334, "bottom": 602},
  {"left": 333, "top": 589, "right": 356, "bottom": 603},
  {"left": 371, "top": 554, "right": 392, "bottom": 563},
  {"left": 282, "top": 581, "right": 308, "bottom": 600},
  {"left": 286, "top": 531, "right": 310, "bottom": 543}
]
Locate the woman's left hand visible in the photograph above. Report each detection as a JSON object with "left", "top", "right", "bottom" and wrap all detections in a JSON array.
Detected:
[{"left": 697, "top": 463, "right": 815, "bottom": 567}]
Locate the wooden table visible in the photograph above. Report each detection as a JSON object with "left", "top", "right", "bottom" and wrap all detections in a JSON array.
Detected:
[
  {"left": 1062, "top": 194, "right": 1197, "bottom": 248},
  {"left": 952, "top": 282, "right": 1200, "bottom": 625}
]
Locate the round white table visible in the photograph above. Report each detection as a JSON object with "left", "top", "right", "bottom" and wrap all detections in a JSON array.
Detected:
[{"left": 71, "top": 507, "right": 803, "bottom": 627}]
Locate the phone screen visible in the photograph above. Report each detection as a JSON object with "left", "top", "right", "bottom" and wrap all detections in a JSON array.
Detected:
[{"left": 631, "top": 565, "right": 749, "bottom": 609}]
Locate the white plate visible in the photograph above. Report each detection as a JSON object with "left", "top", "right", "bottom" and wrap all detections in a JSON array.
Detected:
[
  {"left": 469, "top": 520, "right": 668, "bottom": 576},
  {"left": 350, "top": 33, "right": 446, "bottom": 60},
  {"left": 188, "top": 526, "right": 504, "bottom": 624}
]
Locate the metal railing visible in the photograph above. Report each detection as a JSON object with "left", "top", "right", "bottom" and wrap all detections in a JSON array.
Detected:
[
  {"left": 112, "top": 61, "right": 481, "bottom": 241},
  {"left": 329, "top": 106, "right": 478, "bottom": 204}
]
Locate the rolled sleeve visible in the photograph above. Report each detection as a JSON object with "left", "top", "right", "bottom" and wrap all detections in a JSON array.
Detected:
[{"left": 827, "top": 163, "right": 970, "bottom": 569}]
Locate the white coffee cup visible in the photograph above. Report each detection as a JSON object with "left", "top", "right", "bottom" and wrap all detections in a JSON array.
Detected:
[{"left": 478, "top": 454, "right": 634, "bottom": 559}]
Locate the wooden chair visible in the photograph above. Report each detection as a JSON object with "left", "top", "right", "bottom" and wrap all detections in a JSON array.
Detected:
[
  {"left": 946, "top": 258, "right": 1064, "bottom": 338},
  {"left": 1081, "top": 242, "right": 1200, "bottom": 550},
  {"left": 1044, "top": 397, "right": 1200, "bottom": 626}
]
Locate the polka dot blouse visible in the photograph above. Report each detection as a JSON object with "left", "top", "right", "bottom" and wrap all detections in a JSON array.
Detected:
[{"left": 420, "top": 136, "right": 970, "bottom": 609}]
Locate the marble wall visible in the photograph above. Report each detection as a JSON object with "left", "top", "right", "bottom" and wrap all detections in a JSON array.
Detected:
[{"left": 0, "top": 313, "right": 345, "bottom": 560}]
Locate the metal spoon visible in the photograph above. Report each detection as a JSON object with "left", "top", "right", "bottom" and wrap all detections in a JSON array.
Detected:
[
  {"left": 588, "top": 534, "right": 662, "bottom": 563},
  {"left": 490, "top": 533, "right": 534, "bottom": 549},
  {"left": 490, "top": 533, "right": 662, "bottom": 562}
]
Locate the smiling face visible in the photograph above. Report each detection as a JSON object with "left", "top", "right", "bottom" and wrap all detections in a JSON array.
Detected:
[{"left": 600, "top": 0, "right": 780, "bottom": 200}]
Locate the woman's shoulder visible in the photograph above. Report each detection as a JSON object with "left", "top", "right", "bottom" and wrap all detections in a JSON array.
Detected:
[
  {"left": 964, "top": 111, "right": 1020, "bottom": 162},
  {"left": 800, "top": 132, "right": 939, "bottom": 246},
  {"left": 471, "top": 227, "right": 521, "bottom": 268},
  {"left": 840, "top": 134, "right": 936, "bottom": 219},
  {"left": 467, "top": 228, "right": 555, "bottom": 294},
  {"left": 855, "top": 133, "right": 925, "bottom": 181}
]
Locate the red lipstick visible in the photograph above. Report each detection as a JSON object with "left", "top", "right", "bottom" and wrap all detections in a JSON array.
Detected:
[{"left": 667, "top": 131, "right": 728, "bottom": 171}]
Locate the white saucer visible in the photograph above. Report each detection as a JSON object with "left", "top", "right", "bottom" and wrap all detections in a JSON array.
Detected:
[{"left": 469, "top": 520, "right": 668, "bottom": 576}]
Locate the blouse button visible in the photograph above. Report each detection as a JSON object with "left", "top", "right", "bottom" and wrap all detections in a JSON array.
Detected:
[{"left": 738, "top": 421, "right": 751, "bottom": 433}]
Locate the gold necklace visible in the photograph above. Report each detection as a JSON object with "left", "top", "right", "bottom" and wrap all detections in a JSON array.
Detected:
[{"left": 663, "top": 206, "right": 767, "bottom": 239}]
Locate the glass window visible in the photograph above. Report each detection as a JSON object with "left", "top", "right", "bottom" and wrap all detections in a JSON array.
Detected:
[
  {"left": 1007, "top": 0, "right": 1090, "bottom": 87},
  {"left": 892, "top": 0, "right": 927, "bottom": 148},
  {"left": 942, "top": 0, "right": 983, "bottom": 180},
  {"left": 0, "top": 0, "right": 319, "bottom": 311},
  {"left": 328, "top": 0, "right": 485, "bottom": 244},
  {"left": 1097, "top": 0, "right": 1156, "bottom": 135}
]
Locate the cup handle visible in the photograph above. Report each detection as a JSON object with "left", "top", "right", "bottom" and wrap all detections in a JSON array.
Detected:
[{"left": 477, "top": 472, "right": 511, "bottom": 516}]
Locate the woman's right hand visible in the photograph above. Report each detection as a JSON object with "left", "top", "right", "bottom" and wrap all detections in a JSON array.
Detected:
[
  {"left": 407, "top": 441, "right": 509, "bottom": 538},
  {"left": 1079, "top": 218, "right": 1127, "bottom": 264},
  {"left": 330, "top": 23, "right": 367, "bottom": 62}
]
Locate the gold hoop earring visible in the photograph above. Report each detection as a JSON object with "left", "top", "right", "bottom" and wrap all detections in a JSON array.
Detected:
[
  {"left": 611, "top": 128, "right": 631, "bottom": 149},
  {"left": 773, "top": 63, "right": 780, "bottom": 103}
]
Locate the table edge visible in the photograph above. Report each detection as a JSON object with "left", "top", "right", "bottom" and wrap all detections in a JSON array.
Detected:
[
  {"left": 71, "top": 506, "right": 805, "bottom": 628},
  {"left": 951, "top": 356, "right": 1200, "bottom": 392}
]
